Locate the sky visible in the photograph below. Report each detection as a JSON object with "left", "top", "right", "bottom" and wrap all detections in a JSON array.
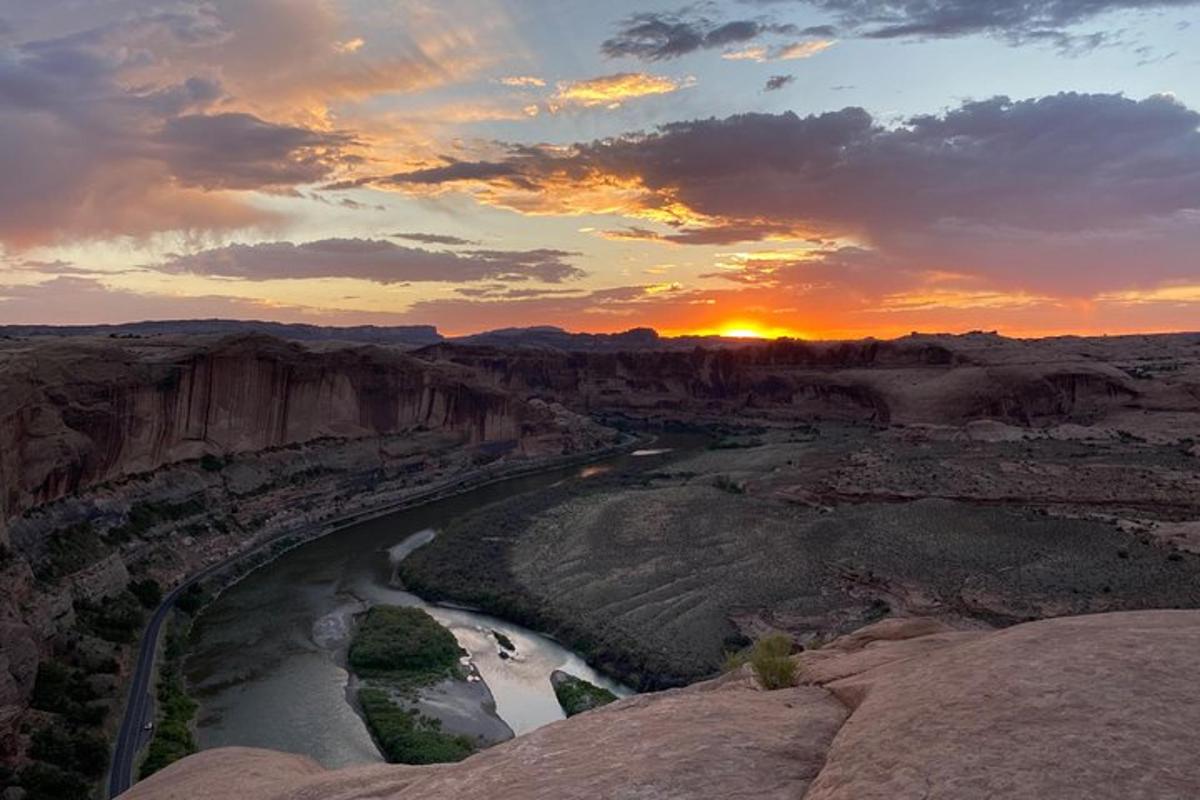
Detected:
[{"left": 0, "top": 0, "right": 1198, "bottom": 338}]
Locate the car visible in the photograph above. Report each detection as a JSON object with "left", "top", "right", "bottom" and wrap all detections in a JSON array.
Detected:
[{"left": 143, "top": 722, "right": 154, "bottom": 732}]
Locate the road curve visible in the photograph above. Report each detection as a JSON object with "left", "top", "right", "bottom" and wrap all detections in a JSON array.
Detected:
[{"left": 107, "top": 576, "right": 196, "bottom": 798}]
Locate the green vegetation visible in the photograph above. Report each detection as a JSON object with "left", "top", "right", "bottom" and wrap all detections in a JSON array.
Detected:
[
  {"left": 15, "top": 763, "right": 93, "bottom": 800},
  {"left": 712, "top": 475, "right": 746, "bottom": 494},
  {"left": 130, "top": 577, "right": 164, "bottom": 608},
  {"left": 348, "top": 605, "right": 464, "bottom": 680},
  {"left": 346, "top": 608, "right": 476, "bottom": 765},
  {"left": 175, "top": 582, "right": 207, "bottom": 614},
  {"left": 30, "top": 726, "right": 109, "bottom": 777},
  {"left": 356, "top": 688, "right": 475, "bottom": 765},
  {"left": 108, "top": 497, "right": 206, "bottom": 542},
  {"left": 35, "top": 522, "right": 108, "bottom": 582},
  {"left": 199, "top": 454, "right": 224, "bottom": 472},
  {"left": 76, "top": 590, "right": 145, "bottom": 643},
  {"left": 730, "top": 635, "right": 797, "bottom": 690},
  {"left": 140, "top": 622, "right": 199, "bottom": 778},
  {"left": 551, "top": 672, "right": 618, "bottom": 717},
  {"left": 19, "top": 645, "right": 122, "bottom": 797},
  {"left": 31, "top": 659, "right": 105, "bottom": 724}
]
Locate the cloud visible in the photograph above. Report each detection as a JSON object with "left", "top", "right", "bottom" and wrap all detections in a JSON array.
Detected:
[
  {"left": 0, "top": 10, "right": 363, "bottom": 247},
  {"left": 723, "top": 39, "right": 834, "bottom": 61},
  {"left": 362, "top": 92, "right": 1200, "bottom": 294},
  {"left": 1093, "top": 283, "right": 1200, "bottom": 304},
  {"left": 498, "top": 75, "right": 546, "bottom": 87},
  {"left": 390, "top": 232, "right": 480, "bottom": 246},
  {"left": 153, "top": 238, "right": 586, "bottom": 284},
  {"left": 550, "top": 73, "right": 691, "bottom": 109},
  {"left": 0, "top": 276, "right": 328, "bottom": 325},
  {"left": 764, "top": 74, "right": 796, "bottom": 91},
  {"left": 787, "top": 0, "right": 1200, "bottom": 50},
  {"left": 601, "top": 8, "right": 825, "bottom": 61},
  {"left": 155, "top": 113, "right": 357, "bottom": 190},
  {"left": 0, "top": 0, "right": 505, "bottom": 247}
]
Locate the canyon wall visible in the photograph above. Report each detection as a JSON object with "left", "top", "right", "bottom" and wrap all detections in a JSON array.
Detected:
[
  {"left": 0, "top": 333, "right": 617, "bottom": 758},
  {"left": 416, "top": 335, "right": 1168, "bottom": 428},
  {"left": 0, "top": 333, "right": 605, "bottom": 537}
]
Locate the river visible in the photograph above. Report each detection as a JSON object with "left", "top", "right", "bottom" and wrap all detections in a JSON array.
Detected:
[{"left": 183, "top": 439, "right": 688, "bottom": 768}]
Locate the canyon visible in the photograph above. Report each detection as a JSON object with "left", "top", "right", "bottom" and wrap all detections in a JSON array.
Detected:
[{"left": 1, "top": 326, "right": 1199, "bottom": 798}]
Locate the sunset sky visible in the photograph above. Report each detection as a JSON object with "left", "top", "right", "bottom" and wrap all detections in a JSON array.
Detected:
[{"left": 1, "top": 0, "right": 1198, "bottom": 338}]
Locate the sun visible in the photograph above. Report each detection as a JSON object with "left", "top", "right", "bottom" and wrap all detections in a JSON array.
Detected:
[
  {"left": 707, "top": 321, "right": 803, "bottom": 340},
  {"left": 721, "top": 327, "right": 766, "bottom": 339}
]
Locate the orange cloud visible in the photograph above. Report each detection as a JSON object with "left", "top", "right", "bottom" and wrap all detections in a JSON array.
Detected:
[
  {"left": 722, "top": 40, "right": 835, "bottom": 61},
  {"left": 1095, "top": 284, "right": 1200, "bottom": 304},
  {"left": 499, "top": 75, "right": 547, "bottom": 87},
  {"left": 550, "top": 73, "right": 692, "bottom": 110}
]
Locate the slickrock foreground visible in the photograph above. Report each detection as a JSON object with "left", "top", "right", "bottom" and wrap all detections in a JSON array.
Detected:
[{"left": 123, "top": 610, "right": 1200, "bottom": 800}]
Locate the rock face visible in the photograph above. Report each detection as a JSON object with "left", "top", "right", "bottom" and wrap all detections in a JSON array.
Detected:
[
  {"left": 0, "top": 333, "right": 609, "bottom": 540},
  {"left": 122, "top": 610, "right": 1200, "bottom": 800},
  {"left": 419, "top": 332, "right": 1200, "bottom": 429},
  {"left": 0, "top": 332, "right": 618, "bottom": 757}
]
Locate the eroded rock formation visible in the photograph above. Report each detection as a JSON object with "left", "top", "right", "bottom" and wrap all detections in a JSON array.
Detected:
[
  {"left": 122, "top": 610, "right": 1200, "bottom": 799},
  {"left": 417, "top": 332, "right": 1200, "bottom": 428},
  {"left": 0, "top": 333, "right": 617, "bottom": 757}
]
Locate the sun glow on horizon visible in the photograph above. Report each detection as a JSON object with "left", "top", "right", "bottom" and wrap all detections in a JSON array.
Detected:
[{"left": 682, "top": 321, "right": 806, "bottom": 340}]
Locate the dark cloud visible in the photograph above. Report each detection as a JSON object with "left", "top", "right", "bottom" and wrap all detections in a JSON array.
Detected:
[
  {"left": 0, "top": 276, "right": 309, "bottom": 325},
  {"left": 764, "top": 74, "right": 795, "bottom": 91},
  {"left": 155, "top": 112, "right": 356, "bottom": 190},
  {"left": 386, "top": 159, "right": 526, "bottom": 185},
  {"left": 601, "top": 8, "right": 806, "bottom": 60},
  {"left": 391, "top": 232, "right": 480, "bottom": 246},
  {"left": 0, "top": 9, "right": 360, "bottom": 247},
  {"left": 373, "top": 92, "right": 1200, "bottom": 291},
  {"left": 153, "top": 238, "right": 586, "bottom": 284},
  {"left": 787, "top": 0, "right": 1200, "bottom": 49}
]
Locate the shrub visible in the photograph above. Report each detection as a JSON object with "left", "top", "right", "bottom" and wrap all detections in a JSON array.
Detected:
[
  {"left": 357, "top": 688, "right": 474, "bottom": 765},
  {"left": 749, "top": 635, "right": 797, "bottom": 690},
  {"left": 349, "top": 606, "right": 463, "bottom": 676},
  {"left": 76, "top": 591, "right": 145, "bottom": 643},
  {"left": 129, "top": 577, "right": 164, "bottom": 608},
  {"left": 35, "top": 523, "right": 108, "bottom": 582},
  {"left": 30, "top": 660, "right": 71, "bottom": 712},
  {"left": 17, "top": 763, "right": 92, "bottom": 800},
  {"left": 712, "top": 475, "right": 745, "bottom": 494},
  {"left": 199, "top": 454, "right": 224, "bottom": 472},
  {"left": 175, "top": 583, "right": 206, "bottom": 615},
  {"left": 139, "top": 657, "right": 198, "bottom": 778},
  {"left": 30, "top": 727, "right": 109, "bottom": 777},
  {"left": 551, "top": 672, "right": 617, "bottom": 717}
]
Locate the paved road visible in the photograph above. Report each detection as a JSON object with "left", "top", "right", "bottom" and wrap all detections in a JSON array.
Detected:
[{"left": 106, "top": 575, "right": 196, "bottom": 798}]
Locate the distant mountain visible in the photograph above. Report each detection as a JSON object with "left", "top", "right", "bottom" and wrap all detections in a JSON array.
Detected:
[
  {"left": 453, "top": 326, "right": 666, "bottom": 352},
  {"left": 0, "top": 319, "right": 775, "bottom": 352},
  {"left": 0, "top": 319, "right": 445, "bottom": 347}
]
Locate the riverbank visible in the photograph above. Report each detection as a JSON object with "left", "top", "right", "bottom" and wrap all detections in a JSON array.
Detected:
[
  {"left": 112, "top": 434, "right": 646, "bottom": 790},
  {"left": 348, "top": 606, "right": 497, "bottom": 764},
  {"left": 395, "top": 436, "right": 715, "bottom": 691}
]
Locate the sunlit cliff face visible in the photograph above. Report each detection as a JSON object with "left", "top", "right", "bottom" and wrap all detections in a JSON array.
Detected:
[{"left": 1, "top": 0, "right": 1199, "bottom": 337}]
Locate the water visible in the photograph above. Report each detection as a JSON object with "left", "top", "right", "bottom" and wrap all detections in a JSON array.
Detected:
[{"left": 184, "top": 439, "right": 695, "bottom": 768}]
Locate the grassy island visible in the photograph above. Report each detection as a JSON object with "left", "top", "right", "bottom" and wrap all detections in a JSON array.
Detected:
[
  {"left": 349, "top": 605, "right": 476, "bottom": 764},
  {"left": 551, "top": 670, "right": 618, "bottom": 717}
]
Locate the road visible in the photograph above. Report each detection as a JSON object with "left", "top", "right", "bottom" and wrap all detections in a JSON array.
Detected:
[{"left": 106, "top": 574, "right": 198, "bottom": 798}]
